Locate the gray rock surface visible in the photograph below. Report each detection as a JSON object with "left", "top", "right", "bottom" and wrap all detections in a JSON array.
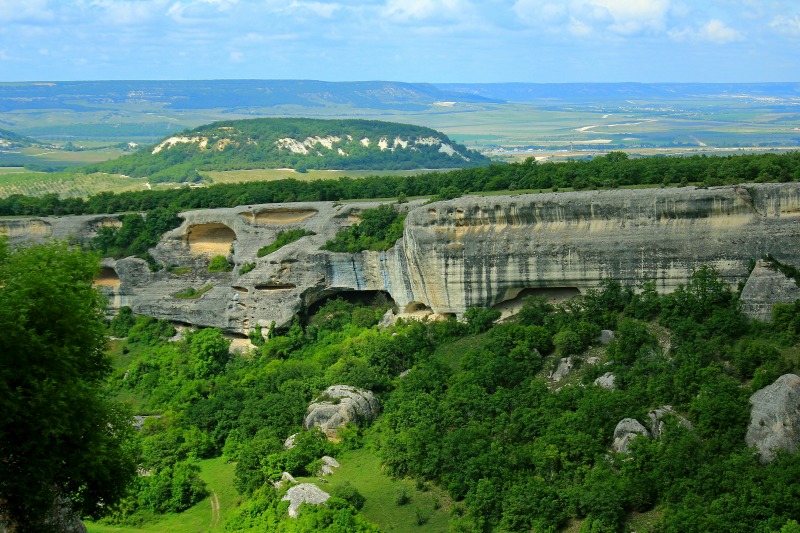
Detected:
[
  {"left": 612, "top": 418, "right": 651, "bottom": 454},
  {"left": 550, "top": 358, "right": 573, "bottom": 382},
  {"left": 281, "top": 483, "right": 330, "bottom": 518},
  {"left": 741, "top": 260, "right": 800, "bottom": 322},
  {"left": 273, "top": 471, "right": 297, "bottom": 489},
  {"left": 7, "top": 183, "right": 800, "bottom": 334},
  {"left": 598, "top": 330, "right": 615, "bottom": 345},
  {"left": 746, "top": 374, "right": 800, "bottom": 463},
  {"left": 647, "top": 405, "right": 691, "bottom": 439},
  {"left": 317, "top": 456, "right": 340, "bottom": 476},
  {"left": 594, "top": 372, "right": 616, "bottom": 390},
  {"left": 303, "top": 385, "right": 380, "bottom": 435}
]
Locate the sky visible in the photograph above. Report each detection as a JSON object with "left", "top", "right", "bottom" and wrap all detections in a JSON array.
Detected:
[{"left": 0, "top": 0, "right": 798, "bottom": 83}]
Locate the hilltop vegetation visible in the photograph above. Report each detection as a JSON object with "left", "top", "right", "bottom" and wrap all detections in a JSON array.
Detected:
[
  {"left": 1, "top": 149, "right": 799, "bottom": 217},
  {"left": 79, "top": 118, "right": 490, "bottom": 183}
]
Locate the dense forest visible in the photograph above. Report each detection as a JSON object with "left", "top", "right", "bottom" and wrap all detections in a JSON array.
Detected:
[
  {"left": 78, "top": 118, "right": 490, "bottom": 182},
  {"left": 1, "top": 150, "right": 798, "bottom": 218},
  {"left": 87, "top": 265, "right": 800, "bottom": 532}
]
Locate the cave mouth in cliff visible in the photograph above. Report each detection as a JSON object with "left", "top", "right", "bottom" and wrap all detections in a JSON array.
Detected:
[
  {"left": 185, "top": 223, "right": 236, "bottom": 256},
  {"left": 493, "top": 287, "right": 582, "bottom": 318},
  {"left": 404, "top": 301, "right": 433, "bottom": 316},
  {"left": 306, "top": 290, "right": 396, "bottom": 322},
  {"left": 94, "top": 266, "right": 121, "bottom": 288},
  {"left": 240, "top": 208, "right": 318, "bottom": 224},
  {"left": 255, "top": 283, "right": 297, "bottom": 291}
]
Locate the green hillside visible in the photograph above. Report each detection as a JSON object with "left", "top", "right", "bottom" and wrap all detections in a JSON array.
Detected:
[{"left": 81, "top": 118, "right": 491, "bottom": 183}]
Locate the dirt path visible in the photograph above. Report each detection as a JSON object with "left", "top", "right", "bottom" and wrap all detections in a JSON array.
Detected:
[{"left": 209, "top": 491, "right": 220, "bottom": 531}]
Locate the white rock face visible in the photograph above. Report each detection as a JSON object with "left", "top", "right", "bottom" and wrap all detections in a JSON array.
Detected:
[
  {"left": 612, "top": 418, "right": 650, "bottom": 454},
  {"left": 273, "top": 471, "right": 297, "bottom": 489},
  {"left": 281, "top": 483, "right": 330, "bottom": 518},
  {"left": 594, "top": 372, "right": 616, "bottom": 390},
  {"left": 746, "top": 374, "right": 800, "bottom": 463},
  {"left": 550, "top": 358, "right": 573, "bottom": 382},
  {"left": 317, "top": 456, "right": 340, "bottom": 476},
  {"left": 303, "top": 385, "right": 380, "bottom": 434}
]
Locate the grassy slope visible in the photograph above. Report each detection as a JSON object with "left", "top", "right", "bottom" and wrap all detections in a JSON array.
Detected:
[
  {"left": 86, "top": 457, "right": 238, "bottom": 533},
  {"left": 294, "top": 435, "right": 452, "bottom": 533}
]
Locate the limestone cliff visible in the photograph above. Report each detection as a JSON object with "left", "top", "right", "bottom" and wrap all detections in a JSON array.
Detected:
[{"left": 4, "top": 183, "right": 800, "bottom": 335}]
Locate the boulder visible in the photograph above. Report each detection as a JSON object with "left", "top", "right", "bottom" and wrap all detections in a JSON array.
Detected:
[
  {"left": 550, "top": 357, "right": 573, "bottom": 382},
  {"left": 741, "top": 260, "right": 800, "bottom": 322},
  {"left": 611, "top": 418, "right": 650, "bottom": 454},
  {"left": 594, "top": 372, "right": 616, "bottom": 391},
  {"left": 281, "top": 483, "right": 331, "bottom": 518},
  {"left": 316, "top": 456, "right": 340, "bottom": 476},
  {"left": 745, "top": 374, "right": 800, "bottom": 463},
  {"left": 647, "top": 405, "right": 691, "bottom": 439},
  {"left": 273, "top": 471, "right": 297, "bottom": 489},
  {"left": 598, "top": 330, "right": 615, "bottom": 345},
  {"left": 284, "top": 433, "right": 298, "bottom": 450},
  {"left": 303, "top": 385, "right": 380, "bottom": 435}
]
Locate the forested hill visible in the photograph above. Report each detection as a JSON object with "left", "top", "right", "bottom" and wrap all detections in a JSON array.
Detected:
[
  {"left": 79, "top": 118, "right": 491, "bottom": 182},
  {"left": 0, "top": 128, "right": 39, "bottom": 148}
]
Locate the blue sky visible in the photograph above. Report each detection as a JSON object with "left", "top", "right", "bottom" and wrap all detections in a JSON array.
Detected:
[{"left": 1, "top": 0, "right": 798, "bottom": 82}]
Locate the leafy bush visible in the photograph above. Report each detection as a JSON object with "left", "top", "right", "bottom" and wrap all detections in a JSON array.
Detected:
[
  {"left": 207, "top": 255, "right": 233, "bottom": 272},
  {"left": 257, "top": 229, "right": 315, "bottom": 258},
  {"left": 322, "top": 204, "right": 406, "bottom": 253},
  {"left": 239, "top": 262, "right": 256, "bottom": 275},
  {"left": 173, "top": 285, "right": 212, "bottom": 299},
  {"left": 331, "top": 483, "right": 366, "bottom": 510}
]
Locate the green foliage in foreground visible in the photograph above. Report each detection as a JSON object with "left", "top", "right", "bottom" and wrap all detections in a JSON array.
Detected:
[
  {"left": 100, "top": 269, "right": 800, "bottom": 532},
  {"left": 322, "top": 204, "right": 406, "bottom": 253},
  {"left": 257, "top": 229, "right": 316, "bottom": 258},
  {"left": 0, "top": 240, "right": 138, "bottom": 530}
]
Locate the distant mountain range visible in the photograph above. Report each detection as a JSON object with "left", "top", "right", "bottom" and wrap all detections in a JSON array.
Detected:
[
  {"left": 1, "top": 80, "right": 799, "bottom": 113},
  {"left": 81, "top": 117, "right": 491, "bottom": 182}
]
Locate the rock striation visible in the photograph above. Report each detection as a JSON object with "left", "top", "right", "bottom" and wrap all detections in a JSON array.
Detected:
[
  {"left": 5, "top": 183, "right": 800, "bottom": 334},
  {"left": 745, "top": 373, "right": 800, "bottom": 463},
  {"left": 740, "top": 260, "right": 800, "bottom": 322},
  {"left": 304, "top": 385, "right": 380, "bottom": 436}
]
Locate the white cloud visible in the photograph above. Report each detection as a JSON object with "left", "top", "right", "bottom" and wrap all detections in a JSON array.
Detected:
[
  {"left": 771, "top": 14, "right": 800, "bottom": 35},
  {"left": 383, "top": 0, "right": 467, "bottom": 22},
  {"left": 669, "top": 19, "right": 742, "bottom": 43},
  {"left": 513, "top": 0, "right": 671, "bottom": 35},
  {"left": 0, "top": 0, "right": 53, "bottom": 22},
  {"left": 288, "top": 1, "right": 342, "bottom": 18},
  {"left": 90, "top": 0, "right": 167, "bottom": 25}
]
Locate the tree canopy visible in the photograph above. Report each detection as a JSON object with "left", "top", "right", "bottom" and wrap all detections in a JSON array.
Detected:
[{"left": 0, "top": 239, "right": 138, "bottom": 530}]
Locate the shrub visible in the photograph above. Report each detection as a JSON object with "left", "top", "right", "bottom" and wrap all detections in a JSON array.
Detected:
[
  {"left": 257, "top": 229, "right": 315, "bottom": 258},
  {"left": 239, "top": 262, "right": 256, "bottom": 275},
  {"left": 330, "top": 483, "right": 366, "bottom": 510},
  {"left": 208, "top": 255, "right": 233, "bottom": 273}
]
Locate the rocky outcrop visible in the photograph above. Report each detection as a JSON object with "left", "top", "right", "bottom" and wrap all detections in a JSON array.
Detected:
[
  {"left": 273, "top": 471, "right": 297, "bottom": 489},
  {"left": 303, "top": 385, "right": 380, "bottom": 436},
  {"left": 281, "top": 483, "right": 330, "bottom": 518},
  {"left": 746, "top": 374, "right": 800, "bottom": 463},
  {"left": 550, "top": 357, "right": 574, "bottom": 382},
  {"left": 6, "top": 183, "right": 800, "bottom": 334},
  {"left": 647, "top": 405, "right": 691, "bottom": 439},
  {"left": 594, "top": 372, "right": 616, "bottom": 390},
  {"left": 611, "top": 418, "right": 650, "bottom": 454},
  {"left": 741, "top": 260, "right": 800, "bottom": 322},
  {"left": 316, "top": 456, "right": 340, "bottom": 476}
]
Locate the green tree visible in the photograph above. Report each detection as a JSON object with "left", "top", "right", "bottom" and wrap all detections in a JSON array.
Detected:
[{"left": 0, "top": 239, "right": 138, "bottom": 529}]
